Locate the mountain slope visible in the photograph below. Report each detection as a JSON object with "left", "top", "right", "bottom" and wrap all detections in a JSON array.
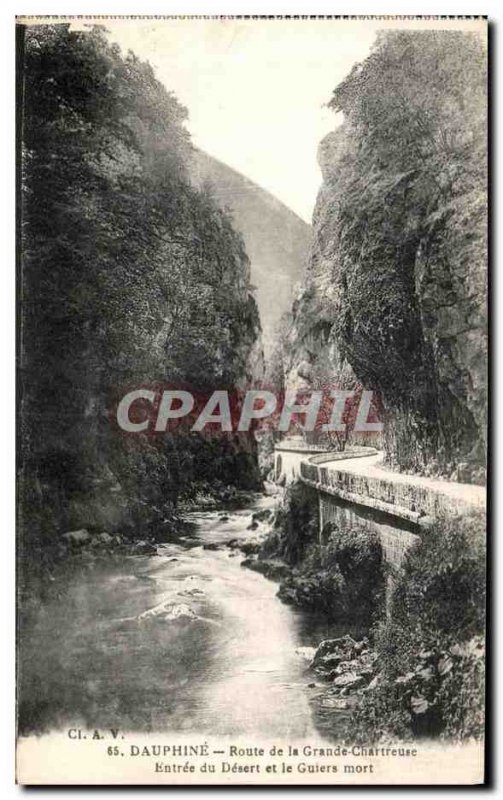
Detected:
[{"left": 189, "top": 149, "right": 311, "bottom": 356}]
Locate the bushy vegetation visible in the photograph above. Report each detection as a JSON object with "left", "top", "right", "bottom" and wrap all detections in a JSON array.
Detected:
[
  {"left": 330, "top": 523, "right": 384, "bottom": 615},
  {"left": 18, "top": 24, "right": 262, "bottom": 594},
  {"left": 277, "top": 523, "right": 383, "bottom": 624},
  {"left": 269, "top": 481, "right": 320, "bottom": 565},
  {"left": 264, "top": 482, "right": 384, "bottom": 623},
  {"left": 352, "top": 511, "right": 486, "bottom": 742}
]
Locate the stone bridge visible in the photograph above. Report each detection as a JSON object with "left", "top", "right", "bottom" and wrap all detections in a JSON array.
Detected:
[{"left": 274, "top": 440, "right": 486, "bottom": 569}]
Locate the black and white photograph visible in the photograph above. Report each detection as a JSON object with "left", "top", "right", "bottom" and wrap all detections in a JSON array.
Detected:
[{"left": 14, "top": 13, "right": 487, "bottom": 785}]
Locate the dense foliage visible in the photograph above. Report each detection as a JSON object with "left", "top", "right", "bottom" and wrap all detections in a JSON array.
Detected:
[
  {"left": 18, "top": 24, "right": 262, "bottom": 591},
  {"left": 352, "top": 511, "right": 486, "bottom": 741},
  {"left": 268, "top": 481, "right": 485, "bottom": 741},
  {"left": 263, "top": 482, "right": 383, "bottom": 623},
  {"left": 268, "top": 481, "right": 319, "bottom": 565},
  {"left": 277, "top": 525, "right": 383, "bottom": 624}
]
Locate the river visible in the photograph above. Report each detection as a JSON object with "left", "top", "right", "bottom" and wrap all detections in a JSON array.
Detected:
[{"left": 18, "top": 494, "right": 354, "bottom": 740}]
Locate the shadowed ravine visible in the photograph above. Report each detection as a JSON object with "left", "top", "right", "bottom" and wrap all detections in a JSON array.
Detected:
[{"left": 18, "top": 496, "right": 353, "bottom": 740}]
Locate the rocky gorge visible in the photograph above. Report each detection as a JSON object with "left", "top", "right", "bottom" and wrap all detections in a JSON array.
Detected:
[
  {"left": 276, "top": 31, "right": 487, "bottom": 480},
  {"left": 17, "top": 24, "right": 487, "bottom": 749}
]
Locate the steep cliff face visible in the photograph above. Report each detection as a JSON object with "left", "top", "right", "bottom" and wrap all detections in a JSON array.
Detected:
[
  {"left": 189, "top": 150, "right": 311, "bottom": 356},
  {"left": 285, "top": 31, "right": 487, "bottom": 479},
  {"left": 283, "top": 128, "right": 346, "bottom": 392},
  {"left": 19, "top": 24, "right": 264, "bottom": 575}
]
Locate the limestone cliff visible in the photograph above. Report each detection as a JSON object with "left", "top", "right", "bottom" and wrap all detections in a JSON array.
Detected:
[{"left": 284, "top": 31, "right": 487, "bottom": 480}]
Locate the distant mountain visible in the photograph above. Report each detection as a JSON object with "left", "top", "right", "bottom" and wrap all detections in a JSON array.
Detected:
[{"left": 188, "top": 150, "right": 311, "bottom": 357}]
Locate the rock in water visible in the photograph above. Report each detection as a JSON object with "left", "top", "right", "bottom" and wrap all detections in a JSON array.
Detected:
[
  {"left": 321, "top": 697, "right": 350, "bottom": 710},
  {"left": 138, "top": 601, "right": 199, "bottom": 623},
  {"left": 295, "top": 646, "right": 317, "bottom": 663},
  {"left": 332, "top": 672, "right": 364, "bottom": 688},
  {"left": 312, "top": 636, "right": 356, "bottom": 667},
  {"left": 90, "top": 531, "right": 114, "bottom": 547},
  {"left": 132, "top": 540, "right": 157, "bottom": 555},
  {"left": 61, "top": 529, "right": 90, "bottom": 546},
  {"left": 252, "top": 508, "right": 272, "bottom": 523}
]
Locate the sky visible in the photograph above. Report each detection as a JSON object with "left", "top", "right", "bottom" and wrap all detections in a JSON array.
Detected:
[{"left": 65, "top": 17, "right": 485, "bottom": 224}]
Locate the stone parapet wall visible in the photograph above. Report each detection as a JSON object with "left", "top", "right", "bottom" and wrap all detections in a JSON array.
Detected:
[
  {"left": 318, "top": 495, "right": 420, "bottom": 568},
  {"left": 300, "top": 458, "right": 484, "bottom": 521}
]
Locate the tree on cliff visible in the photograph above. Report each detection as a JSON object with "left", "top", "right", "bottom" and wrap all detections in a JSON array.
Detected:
[{"left": 310, "top": 370, "right": 364, "bottom": 452}]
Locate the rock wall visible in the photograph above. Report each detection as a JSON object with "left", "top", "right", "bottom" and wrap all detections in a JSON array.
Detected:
[
  {"left": 284, "top": 31, "right": 487, "bottom": 479},
  {"left": 18, "top": 25, "right": 266, "bottom": 581}
]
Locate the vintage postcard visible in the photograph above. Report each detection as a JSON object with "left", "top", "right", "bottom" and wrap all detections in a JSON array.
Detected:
[{"left": 16, "top": 15, "right": 488, "bottom": 785}]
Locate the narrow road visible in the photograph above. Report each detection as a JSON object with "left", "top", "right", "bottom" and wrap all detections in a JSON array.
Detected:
[{"left": 319, "top": 454, "right": 486, "bottom": 510}]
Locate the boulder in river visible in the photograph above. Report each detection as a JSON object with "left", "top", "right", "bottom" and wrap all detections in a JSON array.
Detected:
[
  {"left": 138, "top": 601, "right": 199, "bottom": 623},
  {"left": 61, "top": 529, "right": 90, "bottom": 547},
  {"left": 251, "top": 508, "right": 272, "bottom": 523},
  {"left": 90, "top": 531, "right": 115, "bottom": 548},
  {"left": 332, "top": 671, "right": 365, "bottom": 689},
  {"left": 132, "top": 540, "right": 157, "bottom": 555},
  {"left": 241, "top": 557, "right": 292, "bottom": 581},
  {"left": 312, "top": 635, "right": 356, "bottom": 668},
  {"left": 334, "top": 659, "right": 363, "bottom": 674},
  {"left": 240, "top": 538, "right": 263, "bottom": 555},
  {"left": 317, "top": 652, "right": 343, "bottom": 671},
  {"left": 295, "top": 646, "right": 317, "bottom": 663},
  {"left": 226, "top": 538, "right": 241, "bottom": 549}
]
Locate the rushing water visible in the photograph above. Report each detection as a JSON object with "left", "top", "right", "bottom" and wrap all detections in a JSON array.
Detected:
[{"left": 19, "top": 495, "right": 351, "bottom": 740}]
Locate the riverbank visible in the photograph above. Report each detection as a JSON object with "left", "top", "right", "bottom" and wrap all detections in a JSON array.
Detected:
[
  {"left": 18, "top": 478, "right": 486, "bottom": 745},
  {"left": 17, "top": 493, "right": 342, "bottom": 741},
  {"left": 223, "top": 511, "right": 377, "bottom": 741},
  {"left": 233, "top": 480, "right": 486, "bottom": 744},
  {"left": 18, "top": 479, "right": 262, "bottom": 603}
]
